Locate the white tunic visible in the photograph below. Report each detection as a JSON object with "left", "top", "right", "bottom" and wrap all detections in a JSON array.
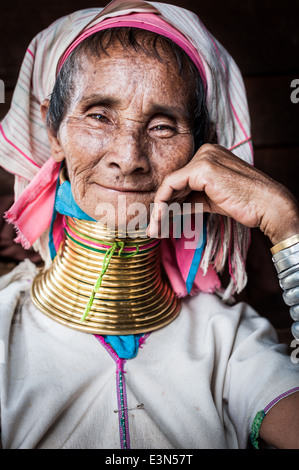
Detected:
[{"left": 0, "top": 260, "right": 298, "bottom": 449}]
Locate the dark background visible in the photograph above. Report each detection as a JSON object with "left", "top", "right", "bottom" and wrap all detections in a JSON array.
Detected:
[{"left": 0, "top": 0, "right": 298, "bottom": 343}]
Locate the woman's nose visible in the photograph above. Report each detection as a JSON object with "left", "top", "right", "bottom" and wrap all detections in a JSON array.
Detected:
[{"left": 105, "top": 128, "right": 150, "bottom": 176}]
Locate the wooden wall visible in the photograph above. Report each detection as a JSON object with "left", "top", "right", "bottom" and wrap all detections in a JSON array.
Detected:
[{"left": 0, "top": 0, "right": 298, "bottom": 341}]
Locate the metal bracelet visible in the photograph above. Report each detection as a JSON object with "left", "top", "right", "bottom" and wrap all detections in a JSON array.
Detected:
[
  {"left": 278, "top": 262, "right": 299, "bottom": 280},
  {"left": 283, "top": 287, "right": 299, "bottom": 307},
  {"left": 272, "top": 242, "right": 299, "bottom": 262},
  {"left": 290, "top": 305, "right": 299, "bottom": 321},
  {"left": 273, "top": 252, "right": 299, "bottom": 274},
  {"left": 271, "top": 234, "right": 299, "bottom": 255},
  {"left": 272, "top": 249, "right": 299, "bottom": 339},
  {"left": 291, "top": 322, "right": 299, "bottom": 340},
  {"left": 279, "top": 270, "right": 299, "bottom": 290}
]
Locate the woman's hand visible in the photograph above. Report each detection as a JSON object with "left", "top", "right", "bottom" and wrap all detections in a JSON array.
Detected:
[{"left": 147, "top": 144, "right": 299, "bottom": 245}]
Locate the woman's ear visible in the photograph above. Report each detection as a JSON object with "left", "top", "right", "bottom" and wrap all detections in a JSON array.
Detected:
[{"left": 41, "top": 99, "right": 65, "bottom": 162}]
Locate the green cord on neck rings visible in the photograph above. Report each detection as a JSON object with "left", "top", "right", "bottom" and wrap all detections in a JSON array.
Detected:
[{"left": 80, "top": 240, "right": 139, "bottom": 323}]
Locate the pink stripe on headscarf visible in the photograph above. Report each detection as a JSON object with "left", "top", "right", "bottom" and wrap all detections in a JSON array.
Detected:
[
  {"left": 0, "top": 123, "right": 41, "bottom": 169},
  {"left": 57, "top": 13, "right": 207, "bottom": 89}
]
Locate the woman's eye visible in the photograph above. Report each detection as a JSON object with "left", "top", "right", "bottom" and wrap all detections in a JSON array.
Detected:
[
  {"left": 151, "top": 124, "right": 177, "bottom": 136},
  {"left": 88, "top": 113, "right": 110, "bottom": 123},
  {"left": 155, "top": 125, "right": 175, "bottom": 130}
]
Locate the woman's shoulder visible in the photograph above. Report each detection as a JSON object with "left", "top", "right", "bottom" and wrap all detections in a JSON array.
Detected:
[
  {"left": 0, "top": 259, "right": 38, "bottom": 291},
  {"left": 179, "top": 290, "right": 281, "bottom": 348}
]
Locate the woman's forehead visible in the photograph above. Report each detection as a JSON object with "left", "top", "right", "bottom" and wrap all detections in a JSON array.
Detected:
[{"left": 69, "top": 44, "right": 194, "bottom": 115}]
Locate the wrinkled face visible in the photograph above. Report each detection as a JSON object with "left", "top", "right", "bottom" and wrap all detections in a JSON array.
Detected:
[{"left": 49, "top": 41, "right": 195, "bottom": 227}]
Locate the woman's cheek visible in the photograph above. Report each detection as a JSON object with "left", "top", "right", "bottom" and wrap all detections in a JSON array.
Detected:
[
  {"left": 152, "top": 136, "right": 194, "bottom": 178},
  {"left": 62, "top": 125, "right": 111, "bottom": 171}
]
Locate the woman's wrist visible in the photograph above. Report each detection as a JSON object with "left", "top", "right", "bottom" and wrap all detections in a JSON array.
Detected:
[{"left": 262, "top": 190, "right": 299, "bottom": 246}]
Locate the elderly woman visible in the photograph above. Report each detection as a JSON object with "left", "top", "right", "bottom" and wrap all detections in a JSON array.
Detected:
[{"left": 0, "top": 0, "right": 298, "bottom": 450}]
